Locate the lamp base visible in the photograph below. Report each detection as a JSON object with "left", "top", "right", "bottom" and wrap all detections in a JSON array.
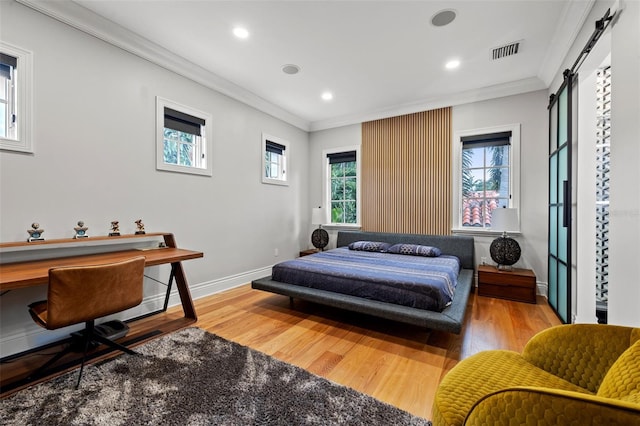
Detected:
[
  {"left": 311, "top": 227, "right": 329, "bottom": 251},
  {"left": 497, "top": 264, "right": 514, "bottom": 271},
  {"left": 489, "top": 236, "right": 521, "bottom": 267}
]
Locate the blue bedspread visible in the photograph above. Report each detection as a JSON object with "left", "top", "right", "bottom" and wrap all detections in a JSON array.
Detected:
[{"left": 271, "top": 247, "right": 460, "bottom": 312}]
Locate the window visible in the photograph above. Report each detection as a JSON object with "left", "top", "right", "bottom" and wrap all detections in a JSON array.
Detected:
[
  {"left": 595, "top": 65, "right": 611, "bottom": 314},
  {"left": 261, "top": 133, "right": 288, "bottom": 185},
  {"left": 0, "top": 53, "right": 16, "bottom": 140},
  {"left": 323, "top": 147, "right": 360, "bottom": 225},
  {"left": 156, "top": 97, "right": 212, "bottom": 176},
  {"left": 453, "top": 125, "right": 520, "bottom": 231},
  {"left": 0, "top": 43, "right": 33, "bottom": 153}
]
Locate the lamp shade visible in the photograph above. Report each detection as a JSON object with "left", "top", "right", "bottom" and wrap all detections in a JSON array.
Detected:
[
  {"left": 491, "top": 208, "right": 518, "bottom": 232},
  {"left": 311, "top": 207, "right": 324, "bottom": 225}
]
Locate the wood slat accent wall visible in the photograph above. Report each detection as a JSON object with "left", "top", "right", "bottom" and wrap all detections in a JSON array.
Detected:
[{"left": 361, "top": 108, "right": 451, "bottom": 235}]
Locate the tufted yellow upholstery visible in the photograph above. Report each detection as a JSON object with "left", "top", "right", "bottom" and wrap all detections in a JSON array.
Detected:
[
  {"left": 432, "top": 324, "right": 640, "bottom": 425},
  {"left": 598, "top": 339, "right": 640, "bottom": 403}
]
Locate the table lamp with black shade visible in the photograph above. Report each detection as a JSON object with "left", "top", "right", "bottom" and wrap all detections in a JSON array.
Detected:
[
  {"left": 311, "top": 207, "right": 329, "bottom": 251},
  {"left": 489, "top": 207, "right": 521, "bottom": 271}
]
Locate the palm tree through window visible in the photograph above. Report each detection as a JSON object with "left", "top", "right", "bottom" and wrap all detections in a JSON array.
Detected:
[{"left": 461, "top": 132, "right": 511, "bottom": 228}]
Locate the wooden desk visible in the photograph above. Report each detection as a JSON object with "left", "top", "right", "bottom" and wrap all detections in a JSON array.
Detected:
[
  {"left": 0, "top": 232, "right": 203, "bottom": 394},
  {"left": 0, "top": 232, "right": 203, "bottom": 319}
]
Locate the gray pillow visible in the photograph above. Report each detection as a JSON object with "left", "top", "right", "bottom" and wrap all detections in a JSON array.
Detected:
[
  {"left": 387, "top": 243, "right": 442, "bottom": 257},
  {"left": 347, "top": 241, "right": 392, "bottom": 252}
]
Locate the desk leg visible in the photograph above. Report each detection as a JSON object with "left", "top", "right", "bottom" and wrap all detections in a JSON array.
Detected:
[
  {"left": 163, "top": 267, "right": 175, "bottom": 312},
  {"left": 162, "top": 233, "right": 197, "bottom": 321},
  {"left": 171, "top": 261, "right": 197, "bottom": 320}
]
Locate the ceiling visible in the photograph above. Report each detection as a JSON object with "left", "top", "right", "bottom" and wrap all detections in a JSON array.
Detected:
[{"left": 21, "top": 0, "right": 594, "bottom": 131}]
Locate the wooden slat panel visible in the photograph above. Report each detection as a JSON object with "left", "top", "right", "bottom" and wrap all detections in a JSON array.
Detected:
[{"left": 362, "top": 108, "right": 451, "bottom": 235}]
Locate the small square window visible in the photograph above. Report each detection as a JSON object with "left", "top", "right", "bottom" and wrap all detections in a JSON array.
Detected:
[
  {"left": 261, "top": 133, "right": 289, "bottom": 186},
  {"left": 0, "top": 43, "right": 33, "bottom": 153},
  {"left": 156, "top": 97, "right": 212, "bottom": 176}
]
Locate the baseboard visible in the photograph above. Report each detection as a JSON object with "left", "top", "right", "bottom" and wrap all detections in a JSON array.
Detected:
[
  {"left": 179, "top": 266, "right": 272, "bottom": 302},
  {"left": 536, "top": 280, "right": 548, "bottom": 298}
]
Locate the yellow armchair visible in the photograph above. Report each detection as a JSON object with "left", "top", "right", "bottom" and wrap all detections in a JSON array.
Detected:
[{"left": 432, "top": 324, "right": 640, "bottom": 425}]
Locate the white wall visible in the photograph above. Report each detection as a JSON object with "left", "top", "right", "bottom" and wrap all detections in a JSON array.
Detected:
[
  {"left": 452, "top": 91, "right": 549, "bottom": 289},
  {"left": 0, "top": 1, "right": 309, "bottom": 356},
  {"left": 607, "top": 0, "right": 640, "bottom": 327},
  {"left": 549, "top": 0, "right": 640, "bottom": 326}
]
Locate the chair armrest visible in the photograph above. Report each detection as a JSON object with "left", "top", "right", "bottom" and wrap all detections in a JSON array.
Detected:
[
  {"left": 522, "top": 324, "right": 637, "bottom": 392},
  {"left": 465, "top": 387, "right": 640, "bottom": 426}
]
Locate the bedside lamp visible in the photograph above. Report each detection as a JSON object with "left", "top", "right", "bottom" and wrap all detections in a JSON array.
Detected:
[
  {"left": 311, "top": 207, "right": 329, "bottom": 251},
  {"left": 489, "top": 208, "right": 520, "bottom": 270}
]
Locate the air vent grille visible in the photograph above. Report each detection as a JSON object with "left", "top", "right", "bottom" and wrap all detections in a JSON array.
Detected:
[{"left": 492, "top": 41, "right": 521, "bottom": 60}]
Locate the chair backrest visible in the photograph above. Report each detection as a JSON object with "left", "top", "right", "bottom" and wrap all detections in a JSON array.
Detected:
[
  {"left": 597, "top": 339, "right": 640, "bottom": 404},
  {"left": 45, "top": 256, "right": 146, "bottom": 330}
]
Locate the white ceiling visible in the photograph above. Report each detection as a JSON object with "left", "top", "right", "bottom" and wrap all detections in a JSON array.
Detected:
[{"left": 21, "top": 0, "right": 594, "bottom": 131}]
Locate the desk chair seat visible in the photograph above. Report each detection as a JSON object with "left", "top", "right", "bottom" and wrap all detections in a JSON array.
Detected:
[{"left": 28, "top": 256, "right": 146, "bottom": 388}]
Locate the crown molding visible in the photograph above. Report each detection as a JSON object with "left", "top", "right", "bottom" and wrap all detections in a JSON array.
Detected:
[
  {"left": 17, "top": 0, "right": 311, "bottom": 131},
  {"left": 309, "top": 77, "right": 546, "bottom": 131},
  {"left": 17, "top": 0, "right": 592, "bottom": 134},
  {"left": 537, "top": 0, "right": 596, "bottom": 87}
]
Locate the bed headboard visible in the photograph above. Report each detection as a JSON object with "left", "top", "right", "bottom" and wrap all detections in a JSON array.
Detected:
[{"left": 336, "top": 231, "right": 475, "bottom": 270}]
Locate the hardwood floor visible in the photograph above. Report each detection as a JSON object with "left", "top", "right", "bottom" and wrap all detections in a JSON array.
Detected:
[
  {"left": 1, "top": 284, "right": 561, "bottom": 420},
  {"left": 193, "top": 284, "right": 561, "bottom": 419}
]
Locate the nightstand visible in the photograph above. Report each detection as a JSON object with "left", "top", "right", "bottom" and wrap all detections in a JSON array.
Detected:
[
  {"left": 299, "top": 249, "right": 319, "bottom": 257},
  {"left": 477, "top": 265, "right": 537, "bottom": 304}
]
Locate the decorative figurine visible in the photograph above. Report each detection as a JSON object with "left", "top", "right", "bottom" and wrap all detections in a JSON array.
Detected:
[
  {"left": 135, "top": 219, "right": 146, "bottom": 235},
  {"left": 73, "top": 220, "right": 89, "bottom": 239},
  {"left": 27, "top": 222, "right": 45, "bottom": 242},
  {"left": 109, "top": 220, "right": 121, "bottom": 237}
]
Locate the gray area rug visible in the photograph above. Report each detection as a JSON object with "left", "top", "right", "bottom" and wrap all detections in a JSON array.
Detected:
[{"left": 1, "top": 327, "right": 431, "bottom": 425}]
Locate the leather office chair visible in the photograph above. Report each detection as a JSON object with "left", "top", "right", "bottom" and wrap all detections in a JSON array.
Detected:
[{"left": 28, "top": 256, "right": 146, "bottom": 388}]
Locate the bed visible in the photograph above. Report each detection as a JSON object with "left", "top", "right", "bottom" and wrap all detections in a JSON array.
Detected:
[{"left": 251, "top": 231, "right": 475, "bottom": 334}]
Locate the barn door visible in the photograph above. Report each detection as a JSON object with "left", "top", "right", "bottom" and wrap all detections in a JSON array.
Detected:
[{"left": 548, "top": 71, "right": 574, "bottom": 323}]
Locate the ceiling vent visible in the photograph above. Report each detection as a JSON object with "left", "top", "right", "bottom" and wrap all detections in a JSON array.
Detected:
[{"left": 492, "top": 41, "right": 521, "bottom": 60}]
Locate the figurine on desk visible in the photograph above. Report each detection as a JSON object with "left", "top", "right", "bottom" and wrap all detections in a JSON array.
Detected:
[
  {"left": 73, "top": 220, "right": 89, "bottom": 238},
  {"left": 109, "top": 220, "right": 121, "bottom": 237},
  {"left": 135, "top": 219, "right": 145, "bottom": 235},
  {"left": 27, "top": 222, "right": 45, "bottom": 242}
]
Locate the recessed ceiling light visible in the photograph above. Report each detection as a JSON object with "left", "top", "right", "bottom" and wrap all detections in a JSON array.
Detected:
[
  {"left": 321, "top": 92, "right": 333, "bottom": 101},
  {"left": 445, "top": 59, "right": 461, "bottom": 70},
  {"left": 431, "top": 9, "right": 457, "bottom": 27},
  {"left": 282, "top": 64, "right": 301, "bottom": 75},
  {"left": 233, "top": 27, "right": 249, "bottom": 39}
]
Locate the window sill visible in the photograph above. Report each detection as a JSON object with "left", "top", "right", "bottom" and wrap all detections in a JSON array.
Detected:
[
  {"left": 451, "top": 228, "right": 522, "bottom": 238},
  {"left": 321, "top": 224, "right": 361, "bottom": 231},
  {"left": 262, "top": 178, "right": 289, "bottom": 186}
]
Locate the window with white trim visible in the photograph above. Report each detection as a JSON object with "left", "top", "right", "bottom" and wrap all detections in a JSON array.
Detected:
[
  {"left": 322, "top": 147, "right": 360, "bottom": 225},
  {"left": 0, "top": 43, "right": 33, "bottom": 153},
  {"left": 156, "top": 97, "right": 212, "bottom": 176},
  {"left": 453, "top": 125, "right": 520, "bottom": 231},
  {"left": 262, "top": 133, "right": 289, "bottom": 185}
]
